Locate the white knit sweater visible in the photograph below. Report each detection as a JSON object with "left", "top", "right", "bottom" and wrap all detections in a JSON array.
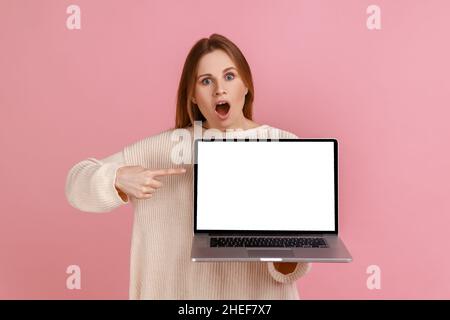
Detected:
[{"left": 65, "top": 124, "right": 311, "bottom": 299}]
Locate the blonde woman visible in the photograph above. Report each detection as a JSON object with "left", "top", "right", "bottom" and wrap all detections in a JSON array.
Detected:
[{"left": 65, "top": 33, "right": 311, "bottom": 299}]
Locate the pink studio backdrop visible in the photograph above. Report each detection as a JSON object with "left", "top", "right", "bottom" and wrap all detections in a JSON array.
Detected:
[{"left": 1, "top": 0, "right": 449, "bottom": 299}]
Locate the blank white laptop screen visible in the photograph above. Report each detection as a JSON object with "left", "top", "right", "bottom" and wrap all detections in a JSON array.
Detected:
[{"left": 196, "top": 141, "right": 336, "bottom": 232}]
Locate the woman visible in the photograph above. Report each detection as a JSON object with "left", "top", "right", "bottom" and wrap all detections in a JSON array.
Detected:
[{"left": 65, "top": 33, "right": 311, "bottom": 299}]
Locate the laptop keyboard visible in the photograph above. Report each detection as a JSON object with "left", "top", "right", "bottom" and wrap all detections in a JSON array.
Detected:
[{"left": 210, "top": 237, "right": 328, "bottom": 248}]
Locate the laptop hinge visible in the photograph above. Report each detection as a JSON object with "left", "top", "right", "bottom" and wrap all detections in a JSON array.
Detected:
[{"left": 208, "top": 232, "right": 326, "bottom": 237}]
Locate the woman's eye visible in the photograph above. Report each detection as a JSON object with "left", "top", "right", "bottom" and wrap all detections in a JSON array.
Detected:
[
  {"left": 225, "top": 72, "right": 235, "bottom": 81},
  {"left": 201, "top": 73, "right": 235, "bottom": 86},
  {"left": 201, "top": 78, "right": 211, "bottom": 85}
]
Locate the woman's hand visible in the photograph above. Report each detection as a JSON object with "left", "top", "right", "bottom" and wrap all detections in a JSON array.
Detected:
[
  {"left": 274, "top": 262, "right": 298, "bottom": 275},
  {"left": 114, "top": 165, "right": 186, "bottom": 200}
]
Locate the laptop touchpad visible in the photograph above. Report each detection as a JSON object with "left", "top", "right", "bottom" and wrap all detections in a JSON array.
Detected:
[{"left": 247, "top": 249, "right": 294, "bottom": 258}]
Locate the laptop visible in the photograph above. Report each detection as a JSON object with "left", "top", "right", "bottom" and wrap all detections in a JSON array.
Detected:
[{"left": 190, "top": 138, "right": 352, "bottom": 263}]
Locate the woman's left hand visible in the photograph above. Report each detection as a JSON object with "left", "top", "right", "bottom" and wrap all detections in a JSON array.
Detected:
[{"left": 273, "top": 262, "right": 297, "bottom": 275}]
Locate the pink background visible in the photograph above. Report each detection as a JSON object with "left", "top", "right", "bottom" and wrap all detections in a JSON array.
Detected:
[{"left": 1, "top": 0, "right": 449, "bottom": 299}]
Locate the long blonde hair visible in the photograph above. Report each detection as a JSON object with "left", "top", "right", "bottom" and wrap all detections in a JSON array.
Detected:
[{"left": 174, "top": 33, "right": 255, "bottom": 129}]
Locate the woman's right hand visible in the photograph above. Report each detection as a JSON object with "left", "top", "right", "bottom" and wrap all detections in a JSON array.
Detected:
[{"left": 114, "top": 165, "right": 187, "bottom": 200}]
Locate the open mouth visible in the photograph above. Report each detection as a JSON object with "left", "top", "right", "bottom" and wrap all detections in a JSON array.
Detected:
[{"left": 215, "top": 102, "right": 231, "bottom": 119}]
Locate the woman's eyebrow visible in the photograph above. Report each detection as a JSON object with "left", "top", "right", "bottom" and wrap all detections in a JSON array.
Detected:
[{"left": 197, "top": 67, "right": 237, "bottom": 79}]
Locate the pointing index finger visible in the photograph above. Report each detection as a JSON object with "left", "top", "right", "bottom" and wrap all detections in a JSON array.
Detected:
[{"left": 152, "top": 167, "right": 187, "bottom": 177}]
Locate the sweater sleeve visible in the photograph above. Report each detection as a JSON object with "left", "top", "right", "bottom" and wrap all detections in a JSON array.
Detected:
[
  {"left": 65, "top": 150, "right": 130, "bottom": 213},
  {"left": 267, "top": 261, "right": 312, "bottom": 284}
]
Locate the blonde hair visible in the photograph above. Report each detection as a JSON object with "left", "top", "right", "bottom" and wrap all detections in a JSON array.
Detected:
[{"left": 174, "top": 33, "right": 254, "bottom": 129}]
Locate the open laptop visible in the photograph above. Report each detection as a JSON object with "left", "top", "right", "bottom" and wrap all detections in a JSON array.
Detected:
[{"left": 190, "top": 138, "right": 352, "bottom": 263}]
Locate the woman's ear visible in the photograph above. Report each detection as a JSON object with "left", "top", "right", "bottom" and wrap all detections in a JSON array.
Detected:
[
  {"left": 191, "top": 97, "right": 197, "bottom": 104},
  {"left": 245, "top": 88, "right": 248, "bottom": 95}
]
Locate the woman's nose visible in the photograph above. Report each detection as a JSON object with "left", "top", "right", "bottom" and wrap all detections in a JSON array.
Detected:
[
  {"left": 214, "top": 79, "right": 227, "bottom": 96},
  {"left": 214, "top": 86, "right": 227, "bottom": 96},
  {"left": 215, "top": 90, "right": 226, "bottom": 96}
]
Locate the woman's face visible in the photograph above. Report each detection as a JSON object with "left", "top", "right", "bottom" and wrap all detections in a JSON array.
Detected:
[{"left": 192, "top": 49, "right": 249, "bottom": 131}]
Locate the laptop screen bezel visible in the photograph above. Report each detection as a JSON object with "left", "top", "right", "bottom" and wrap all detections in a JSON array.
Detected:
[{"left": 193, "top": 138, "right": 338, "bottom": 235}]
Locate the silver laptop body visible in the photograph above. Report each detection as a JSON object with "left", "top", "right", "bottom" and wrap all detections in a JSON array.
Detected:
[{"left": 190, "top": 138, "right": 352, "bottom": 263}]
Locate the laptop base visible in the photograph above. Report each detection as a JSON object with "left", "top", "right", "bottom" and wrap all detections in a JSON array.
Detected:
[{"left": 191, "top": 234, "right": 352, "bottom": 263}]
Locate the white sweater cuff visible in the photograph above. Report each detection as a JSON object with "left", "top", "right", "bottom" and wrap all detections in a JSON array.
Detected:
[
  {"left": 66, "top": 160, "right": 129, "bottom": 212},
  {"left": 100, "top": 161, "right": 129, "bottom": 207}
]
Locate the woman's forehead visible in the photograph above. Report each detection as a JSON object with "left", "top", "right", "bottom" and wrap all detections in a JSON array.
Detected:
[{"left": 196, "top": 50, "right": 237, "bottom": 74}]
